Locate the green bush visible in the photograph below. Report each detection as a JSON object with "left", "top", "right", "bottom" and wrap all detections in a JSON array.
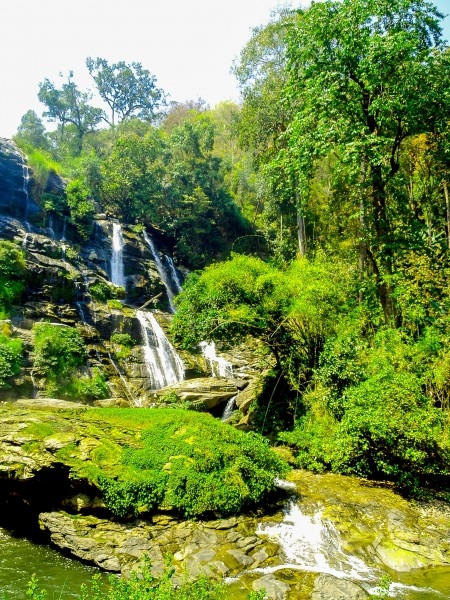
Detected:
[
  {"left": 33, "top": 323, "right": 86, "bottom": 378},
  {"left": 0, "top": 334, "right": 23, "bottom": 388},
  {"left": 280, "top": 327, "right": 450, "bottom": 493},
  {"left": 48, "top": 368, "right": 109, "bottom": 402},
  {"left": 90, "top": 281, "right": 123, "bottom": 302},
  {"left": 71, "top": 408, "right": 289, "bottom": 518},
  {"left": 0, "top": 241, "right": 26, "bottom": 316}
]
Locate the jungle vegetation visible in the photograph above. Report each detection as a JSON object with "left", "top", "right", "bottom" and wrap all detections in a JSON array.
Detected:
[{"left": 13, "top": 0, "right": 450, "bottom": 496}]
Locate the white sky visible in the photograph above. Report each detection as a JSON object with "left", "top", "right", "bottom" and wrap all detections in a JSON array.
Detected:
[{"left": 0, "top": 0, "right": 448, "bottom": 139}]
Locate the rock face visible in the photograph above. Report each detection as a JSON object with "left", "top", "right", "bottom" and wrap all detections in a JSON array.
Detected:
[{"left": 0, "top": 138, "right": 42, "bottom": 221}]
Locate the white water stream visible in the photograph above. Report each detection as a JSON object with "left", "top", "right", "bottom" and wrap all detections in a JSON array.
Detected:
[
  {"left": 200, "top": 341, "right": 234, "bottom": 378},
  {"left": 111, "top": 223, "right": 126, "bottom": 288},
  {"left": 136, "top": 310, "right": 184, "bottom": 390},
  {"left": 256, "top": 500, "right": 376, "bottom": 582},
  {"left": 143, "top": 231, "right": 181, "bottom": 312}
]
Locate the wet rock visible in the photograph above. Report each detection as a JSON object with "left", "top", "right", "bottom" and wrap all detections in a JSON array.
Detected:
[
  {"left": 252, "top": 573, "right": 291, "bottom": 600},
  {"left": 311, "top": 574, "right": 369, "bottom": 599},
  {"left": 156, "top": 377, "right": 239, "bottom": 409}
]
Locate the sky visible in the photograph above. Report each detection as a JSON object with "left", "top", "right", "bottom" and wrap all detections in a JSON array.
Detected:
[{"left": 0, "top": 0, "right": 449, "bottom": 139}]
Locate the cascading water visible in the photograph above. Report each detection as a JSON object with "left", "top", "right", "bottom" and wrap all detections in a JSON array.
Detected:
[
  {"left": 200, "top": 341, "right": 233, "bottom": 378},
  {"left": 142, "top": 231, "right": 181, "bottom": 312},
  {"left": 136, "top": 310, "right": 184, "bottom": 390},
  {"left": 221, "top": 395, "right": 237, "bottom": 421},
  {"left": 21, "top": 158, "right": 31, "bottom": 221},
  {"left": 165, "top": 255, "right": 183, "bottom": 294},
  {"left": 256, "top": 499, "right": 377, "bottom": 582},
  {"left": 110, "top": 223, "right": 126, "bottom": 289}
]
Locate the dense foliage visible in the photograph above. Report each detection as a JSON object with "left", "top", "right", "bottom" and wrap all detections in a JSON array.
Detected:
[
  {"left": 63, "top": 408, "right": 288, "bottom": 518},
  {"left": 0, "top": 333, "right": 22, "bottom": 388},
  {"left": 11, "top": 0, "right": 450, "bottom": 497},
  {"left": 0, "top": 241, "right": 26, "bottom": 317},
  {"left": 33, "top": 323, "right": 108, "bottom": 401}
]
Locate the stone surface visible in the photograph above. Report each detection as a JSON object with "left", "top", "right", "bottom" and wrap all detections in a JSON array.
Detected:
[
  {"left": 0, "top": 138, "right": 43, "bottom": 221},
  {"left": 311, "top": 574, "right": 369, "bottom": 599}
]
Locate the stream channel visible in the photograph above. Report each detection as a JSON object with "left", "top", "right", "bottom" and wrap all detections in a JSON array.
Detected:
[{"left": 0, "top": 528, "right": 106, "bottom": 598}]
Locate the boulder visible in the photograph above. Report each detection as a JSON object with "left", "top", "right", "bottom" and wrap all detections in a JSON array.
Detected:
[
  {"left": 311, "top": 574, "right": 369, "bottom": 599},
  {"left": 155, "top": 377, "right": 239, "bottom": 409}
]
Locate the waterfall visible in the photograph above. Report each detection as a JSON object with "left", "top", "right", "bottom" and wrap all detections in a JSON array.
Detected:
[
  {"left": 221, "top": 395, "right": 237, "bottom": 421},
  {"left": 107, "top": 351, "right": 136, "bottom": 405},
  {"left": 142, "top": 231, "right": 181, "bottom": 313},
  {"left": 47, "top": 214, "right": 56, "bottom": 240},
  {"left": 110, "top": 223, "right": 126, "bottom": 289},
  {"left": 165, "top": 255, "right": 183, "bottom": 294},
  {"left": 200, "top": 341, "right": 233, "bottom": 378},
  {"left": 136, "top": 310, "right": 184, "bottom": 390},
  {"left": 21, "top": 158, "right": 31, "bottom": 221},
  {"left": 61, "top": 216, "right": 67, "bottom": 242},
  {"left": 256, "top": 499, "right": 376, "bottom": 582}
]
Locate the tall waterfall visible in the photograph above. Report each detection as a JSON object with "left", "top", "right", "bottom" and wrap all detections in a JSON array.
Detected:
[
  {"left": 110, "top": 223, "right": 126, "bottom": 288},
  {"left": 142, "top": 231, "right": 181, "bottom": 312},
  {"left": 136, "top": 310, "right": 184, "bottom": 390}
]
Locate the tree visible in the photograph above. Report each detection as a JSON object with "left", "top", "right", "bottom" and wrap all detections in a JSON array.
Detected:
[
  {"left": 282, "top": 0, "right": 450, "bottom": 321},
  {"left": 38, "top": 72, "right": 103, "bottom": 155},
  {"left": 15, "top": 110, "right": 50, "bottom": 151},
  {"left": 86, "top": 57, "right": 165, "bottom": 127},
  {"left": 233, "top": 8, "right": 306, "bottom": 260}
]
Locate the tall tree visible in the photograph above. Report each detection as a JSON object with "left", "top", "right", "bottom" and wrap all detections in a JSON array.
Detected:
[
  {"left": 38, "top": 72, "right": 103, "bottom": 155},
  {"left": 15, "top": 110, "right": 50, "bottom": 151},
  {"left": 283, "top": 0, "right": 450, "bottom": 321},
  {"left": 233, "top": 9, "right": 305, "bottom": 260},
  {"left": 86, "top": 57, "right": 165, "bottom": 127}
]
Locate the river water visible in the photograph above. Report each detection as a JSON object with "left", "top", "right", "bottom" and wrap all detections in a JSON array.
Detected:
[{"left": 0, "top": 528, "right": 105, "bottom": 599}]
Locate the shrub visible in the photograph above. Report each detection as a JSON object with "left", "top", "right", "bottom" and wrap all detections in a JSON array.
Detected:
[
  {"left": 0, "top": 241, "right": 26, "bottom": 316},
  {"left": 70, "top": 408, "right": 289, "bottom": 518},
  {"left": 0, "top": 334, "right": 23, "bottom": 388},
  {"left": 33, "top": 323, "right": 86, "bottom": 378}
]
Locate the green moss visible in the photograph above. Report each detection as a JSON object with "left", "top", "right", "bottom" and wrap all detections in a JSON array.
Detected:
[{"left": 22, "top": 422, "right": 55, "bottom": 438}]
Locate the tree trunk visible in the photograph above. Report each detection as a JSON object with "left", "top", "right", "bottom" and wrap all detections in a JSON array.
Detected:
[
  {"left": 444, "top": 180, "right": 450, "bottom": 250},
  {"left": 370, "top": 164, "right": 396, "bottom": 323},
  {"left": 295, "top": 187, "right": 307, "bottom": 257}
]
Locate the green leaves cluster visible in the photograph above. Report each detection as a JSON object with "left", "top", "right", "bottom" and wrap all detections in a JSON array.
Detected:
[
  {"left": 172, "top": 253, "right": 353, "bottom": 387},
  {"left": 32, "top": 324, "right": 108, "bottom": 401},
  {"left": 0, "top": 334, "right": 22, "bottom": 388},
  {"left": 0, "top": 241, "right": 26, "bottom": 317},
  {"left": 281, "top": 325, "right": 450, "bottom": 493}
]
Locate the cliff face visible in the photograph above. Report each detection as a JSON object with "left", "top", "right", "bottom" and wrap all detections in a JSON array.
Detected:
[
  {"left": 0, "top": 138, "right": 43, "bottom": 221},
  {"left": 0, "top": 140, "right": 261, "bottom": 415}
]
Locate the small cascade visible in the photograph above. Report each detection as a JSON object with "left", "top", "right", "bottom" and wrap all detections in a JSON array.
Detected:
[
  {"left": 107, "top": 351, "right": 136, "bottom": 405},
  {"left": 200, "top": 341, "right": 233, "bottom": 378},
  {"left": 75, "top": 272, "right": 92, "bottom": 324},
  {"left": 143, "top": 231, "right": 180, "bottom": 312},
  {"left": 256, "top": 500, "right": 376, "bottom": 583},
  {"left": 21, "top": 158, "right": 31, "bottom": 220},
  {"left": 47, "top": 214, "right": 56, "bottom": 240},
  {"left": 136, "top": 310, "right": 184, "bottom": 390},
  {"left": 22, "top": 232, "right": 28, "bottom": 250},
  {"left": 110, "top": 223, "right": 126, "bottom": 289},
  {"left": 221, "top": 395, "right": 237, "bottom": 421},
  {"left": 165, "top": 255, "right": 183, "bottom": 294},
  {"left": 61, "top": 216, "right": 67, "bottom": 242}
]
